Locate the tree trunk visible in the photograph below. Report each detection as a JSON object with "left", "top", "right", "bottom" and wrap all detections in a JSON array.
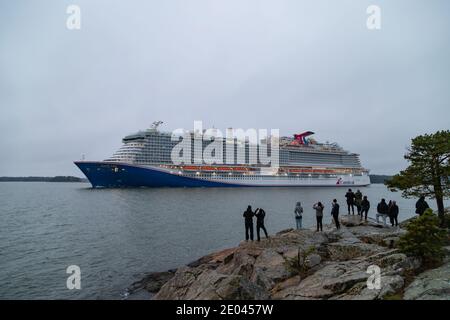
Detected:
[
  {"left": 432, "top": 163, "right": 445, "bottom": 226},
  {"left": 435, "top": 195, "right": 445, "bottom": 226}
]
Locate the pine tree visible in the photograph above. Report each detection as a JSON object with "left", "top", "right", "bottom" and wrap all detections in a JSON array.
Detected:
[
  {"left": 398, "top": 209, "right": 447, "bottom": 265},
  {"left": 386, "top": 130, "right": 450, "bottom": 225}
]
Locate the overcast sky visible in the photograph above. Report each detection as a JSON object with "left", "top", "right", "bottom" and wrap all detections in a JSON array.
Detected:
[{"left": 1, "top": 0, "right": 449, "bottom": 176}]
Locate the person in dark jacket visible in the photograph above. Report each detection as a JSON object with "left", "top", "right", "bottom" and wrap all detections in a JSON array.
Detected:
[
  {"left": 376, "top": 199, "right": 389, "bottom": 225},
  {"left": 313, "top": 202, "right": 324, "bottom": 232},
  {"left": 415, "top": 196, "right": 430, "bottom": 216},
  {"left": 354, "top": 190, "right": 363, "bottom": 215},
  {"left": 255, "top": 208, "right": 269, "bottom": 241},
  {"left": 360, "top": 196, "right": 370, "bottom": 221},
  {"left": 345, "top": 189, "right": 355, "bottom": 214},
  {"left": 388, "top": 201, "right": 399, "bottom": 227},
  {"left": 243, "top": 205, "right": 255, "bottom": 241},
  {"left": 387, "top": 200, "right": 393, "bottom": 225},
  {"left": 331, "top": 199, "right": 340, "bottom": 229}
]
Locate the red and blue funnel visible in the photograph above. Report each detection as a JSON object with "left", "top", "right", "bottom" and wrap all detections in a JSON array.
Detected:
[{"left": 293, "top": 131, "right": 314, "bottom": 145}]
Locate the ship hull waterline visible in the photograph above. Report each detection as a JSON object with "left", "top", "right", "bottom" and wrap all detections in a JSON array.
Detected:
[{"left": 75, "top": 161, "right": 371, "bottom": 188}]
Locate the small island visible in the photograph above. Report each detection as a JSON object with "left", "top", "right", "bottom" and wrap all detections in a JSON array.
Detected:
[{"left": 369, "top": 175, "right": 393, "bottom": 184}]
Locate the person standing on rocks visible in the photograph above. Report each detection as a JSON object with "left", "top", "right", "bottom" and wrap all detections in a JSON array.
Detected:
[
  {"left": 376, "top": 198, "right": 389, "bottom": 225},
  {"left": 361, "top": 196, "right": 370, "bottom": 221},
  {"left": 294, "top": 202, "right": 303, "bottom": 229},
  {"left": 313, "top": 202, "right": 324, "bottom": 231},
  {"left": 255, "top": 208, "right": 269, "bottom": 241},
  {"left": 243, "top": 205, "right": 255, "bottom": 241},
  {"left": 387, "top": 200, "right": 394, "bottom": 225},
  {"left": 415, "top": 196, "right": 430, "bottom": 216},
  {"left": 389, "top": 201, "right": 399, "bottom": 227},
  {"left": 345, "top": 189, "right": 356, "bottom": 215},
  {"left": 354, "top": 189, "right": 363, "bottom": 215},
  {"left": 331, "top": 199, "right": 340, "bottom": 229}
]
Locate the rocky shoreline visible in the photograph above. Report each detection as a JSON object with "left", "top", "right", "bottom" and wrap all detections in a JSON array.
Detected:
[{"left": 129, "top": 214, "right": 450, "bottom": 300}]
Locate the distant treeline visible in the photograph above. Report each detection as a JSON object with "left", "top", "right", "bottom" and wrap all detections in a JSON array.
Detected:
[
  {"left": 369, "top": 175, "right": 393, "bottom": 184},
  {"left": 0, "top": 176, "right": 87, "bottom": 182}
]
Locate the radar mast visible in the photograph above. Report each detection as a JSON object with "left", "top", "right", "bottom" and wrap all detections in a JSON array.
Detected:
[{"left": 150, "top": 121, "right": 163, "bottom": 131}]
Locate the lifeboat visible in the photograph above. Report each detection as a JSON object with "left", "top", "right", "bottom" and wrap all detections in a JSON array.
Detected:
[
  {"left": 200, "top": 166, "right": 217, "bottom": 171},
  {"left": 286, "top": 167, "right": 316, "bottom": 173},
  {"left": 232, "top": 167, "right": 249, "bottom": 172},
  {"left": 181, "top": 166, "right": 200, "bottom": 171},
  {"left": 216, "top": 166, "right": 233, "bottom": 171}
]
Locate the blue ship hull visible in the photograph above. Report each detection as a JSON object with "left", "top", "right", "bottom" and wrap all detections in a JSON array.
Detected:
[
  {"left": 75, "top": 161, "right": 370, "bottom": 188},
  {"left": 74, "top": 161, "right": 241, "bottom": 188}
]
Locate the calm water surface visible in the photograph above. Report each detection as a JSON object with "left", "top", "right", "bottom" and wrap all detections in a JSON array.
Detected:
[{"left": 0, "top": 182, "right": 447, "bottom": 299}]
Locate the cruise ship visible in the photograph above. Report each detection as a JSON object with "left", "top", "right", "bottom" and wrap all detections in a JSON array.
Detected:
[{"left": 75, "top": 122, "right": 370, "bottom": 188}]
